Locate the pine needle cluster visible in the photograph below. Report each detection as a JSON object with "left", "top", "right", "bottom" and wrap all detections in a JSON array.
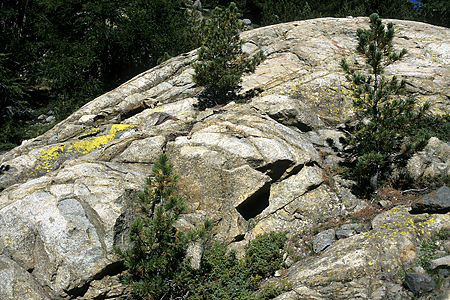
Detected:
[{"left": 340, "top": 13, "right": 430, "bottom": 192}]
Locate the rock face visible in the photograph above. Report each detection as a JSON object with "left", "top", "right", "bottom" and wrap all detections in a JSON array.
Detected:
[
  {"left": 404, "top": 272, "right": 436, "bottom": 295},
  {"left": 410, "top": 186, "right": 450, "bottom": 214},
  {"left": 0, "top": 17, "right": 450, "bottom": 299}
]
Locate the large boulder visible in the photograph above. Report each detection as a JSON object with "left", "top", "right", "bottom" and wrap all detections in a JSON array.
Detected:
[
  {"left": 0, "top": 17, "right": 449, "bottom": 299},
  {"left": 271, "top": 206, "right": 450, "bottom": 297}
]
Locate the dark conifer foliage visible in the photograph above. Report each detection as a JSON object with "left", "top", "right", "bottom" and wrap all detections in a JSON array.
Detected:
[
  {"left": 193, "top": 2, "right": 265, "bottom": 99},
  {"left": 115, "top": 153, "right": 213, "bottom": 299},
  {"left": 340, "top": 13, "right": 430, "bottom": 193},
  {"left": 0, "top": 0, "right": 194, "bottom": 150},
  {"left": 416, "top": 0, "right": 450, "bottom": 28}
]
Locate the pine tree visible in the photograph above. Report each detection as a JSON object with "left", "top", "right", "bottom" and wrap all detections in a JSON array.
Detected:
[
  {"left": 115, "top": 153, "right": 212, "bottom": 299},
  {"left": 192, "top": 2, "right": 265, "bottom": 98},
  {"left": 340, "top": 13, "right": 430, "bottom": 193}
]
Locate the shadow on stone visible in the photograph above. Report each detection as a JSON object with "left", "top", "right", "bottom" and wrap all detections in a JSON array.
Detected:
[
  {"left": 236, "top": 183, "right": 270, "bottom": 220},
  {"left": 194, "top": 86, "right": 261, "bottom": 111}
]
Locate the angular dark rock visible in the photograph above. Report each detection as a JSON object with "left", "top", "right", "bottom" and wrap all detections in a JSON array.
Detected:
[
  {"left": 335, "top": 229, "right": 356, "bottom": 239},
  {"left": 410, "top": 186, "right": 450, "bottom": 214},
  {"left": 403, "top": 272, "right": 436, "bottom": 295},
  {"left": 340, "top": 223, "right": 370, "bottom": 233},
  {"left": 313, "top": 229, "right": 335, "bottom": 253},
  {"left": 120, "top": 102, "right": 146, "bottom": 120},
  {"left": 439, "top": 269, "right": 450, "bottom": 277}
]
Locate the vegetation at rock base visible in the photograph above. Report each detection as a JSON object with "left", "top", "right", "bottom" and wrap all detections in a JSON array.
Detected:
[
  {"left": 396, "top": 226, "right": 450, "bottom": 291},
  {"left": 116, "top": 153, "right": 290, "bottom": 299},
  {"left": 192, "top": 2, "right": 265, "bottom": 107},
  {"left": 184, "top": 233, "right": 289, "bottom": 300},
  {"left": 114, "top": 153, "right": 213, "bottom": 298},
  {"left": 340, "top": 13, "right": 430, "bottom": 193}
]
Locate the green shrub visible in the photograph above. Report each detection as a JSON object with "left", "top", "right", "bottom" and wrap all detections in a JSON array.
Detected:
[
  {"left": 245, "top": 231, "right": 287, "bottom": 278},
  {"left": 415, "top": 114, "right": 450, "bottom": 142},
  {"left": 340, "top": 13, "right": 430, "bottom": 193},
  {"left": 186, "top": 231, "right": 289, "bottom": 300}
]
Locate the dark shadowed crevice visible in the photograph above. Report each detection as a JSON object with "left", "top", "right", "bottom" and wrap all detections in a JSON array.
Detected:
[
  {"left": 67, "top": 261, "right": 126, "bottom": 299},
  {"left": 256, "top": 159, "right": 294, "bottom": 182},
  {"left": 113, "top": 189, "right": 141, "bottom": 249},
  {"left": 409, "top": 207, "right": 450, "bottom": 215},
  {"left": 232, "top": 234, "right": 245, "bottom": 242},
  {"left": 236, "top": 182, "right": 270, "bottom": 220}
]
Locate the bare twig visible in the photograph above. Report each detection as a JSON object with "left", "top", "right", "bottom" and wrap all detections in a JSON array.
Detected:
[{"left": 401, "top": 187, "right": 428, "bottom": 194}]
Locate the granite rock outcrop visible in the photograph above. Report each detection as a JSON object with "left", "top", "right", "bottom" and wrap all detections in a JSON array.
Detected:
[{"left": 1, "top": 17, "right": 450, "bottom": 299}]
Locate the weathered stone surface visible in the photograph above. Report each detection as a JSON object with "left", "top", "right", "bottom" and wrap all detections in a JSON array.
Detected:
[
  {"left": 0, "top": 17, "right": 450, "bottom": 299},
  {"left": 114, "top": 135, "right": 165, "bottom": 163},
  {"left": 336, "top": 229, "right": 356, "bottom": 239},
  {"left": 404, "top": 272, "right": 436, "bottom": 295},
  {"left": 429, "top": 255, "right": 450, "bottom": 270},
  {"left": 272, "top": 206, "right": 450, "bottom": 289},
  {"left": 410, "top": 185, "right": 450, "bottom": 214},
  {"left": 407, "top": 137, "right": 450, "bottom": 180},
  {"left": 0, "top": 251, "right": 50, "bottom": 300},
  {"left": 260, "top": 165, "right": 324, "bottom": 218},
  {"left": 249, "top": 179, "right": 368, "bottom": 238},
  {"left": 341, "top": 223, "right": 370, "bottom": 233},
  {"left": 0, "top": 163, "right": 144, "bottom": 299},
  {"left": 313, "top": 229, "right": 336, "bottom": 253},
  {"left": 250, "top": 94, "right": 325, "bottom": 131}
]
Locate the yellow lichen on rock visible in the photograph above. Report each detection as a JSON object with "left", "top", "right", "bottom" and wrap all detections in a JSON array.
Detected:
[{"left": 30, "top": 124, "right": 136, "bottom": 175}]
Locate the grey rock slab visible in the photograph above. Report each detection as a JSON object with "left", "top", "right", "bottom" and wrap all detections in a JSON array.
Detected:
[
  {"left": 0, "top": 254, "right": 50, "bottom": 300},
  {"left": 407, "top": 137, "right": 450, "bottom": 180},
  {"left": 114, "top": 135, "right": 165, "bottom": 163},
  {"left": 125, "top": 97, "right": 198, "bottom": 125},
  {"left": 341, "top": 223, "right": 370, "bottom": 233},
  {"left": 403, "top": 272, "right": 436, "bottom": 295},
  {"left": 336, "top": 229, "right": 356, "bottom": 239},
  {"left": 313, "top": 229, "right": 336, "bottom": 253},
  {"left": 410, "top": 185, "right": 450, "bottom": 214},
  {"left": 278, "top": 206, "right": 450, "bottom": 288},
  {"left": 250, "top": 94, "right": 325, "bottom": 131},
  {"left": 429, "top": 255, "right": 450, "bottom": 270},
  {"left": 261, "top": 165, "right": 323, "bottom": 218},
  {"left": 175, "top": 107, "right": 321, "bottom": 172},
  {"left": 167, "top": 147, "right": 270, "bottom": 241},
  {"left": 0, "top": 162, "right": 144, "bottom": 298},
  {"left": 251, "top": 183, "right": 368, "bottom": 237}
]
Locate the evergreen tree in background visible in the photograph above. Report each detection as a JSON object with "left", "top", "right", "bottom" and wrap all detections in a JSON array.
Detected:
[
  {"left": 417, "top": 0, "right": 450, "bottom": 28},
  {"left": 115, "top": 153, "right": 212, "bottom": 299},
  {"left": 250, "top": 0, "right": 315, "bottom": 25},
  {"left": 192, "top": 2, "right": 265, "bottom": 104},
  {"left": 0, "top": 0, "right": 194, "bottom": 150},
  {"left": 340, "top": 13, "right": 430, "bottom": 193}
]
